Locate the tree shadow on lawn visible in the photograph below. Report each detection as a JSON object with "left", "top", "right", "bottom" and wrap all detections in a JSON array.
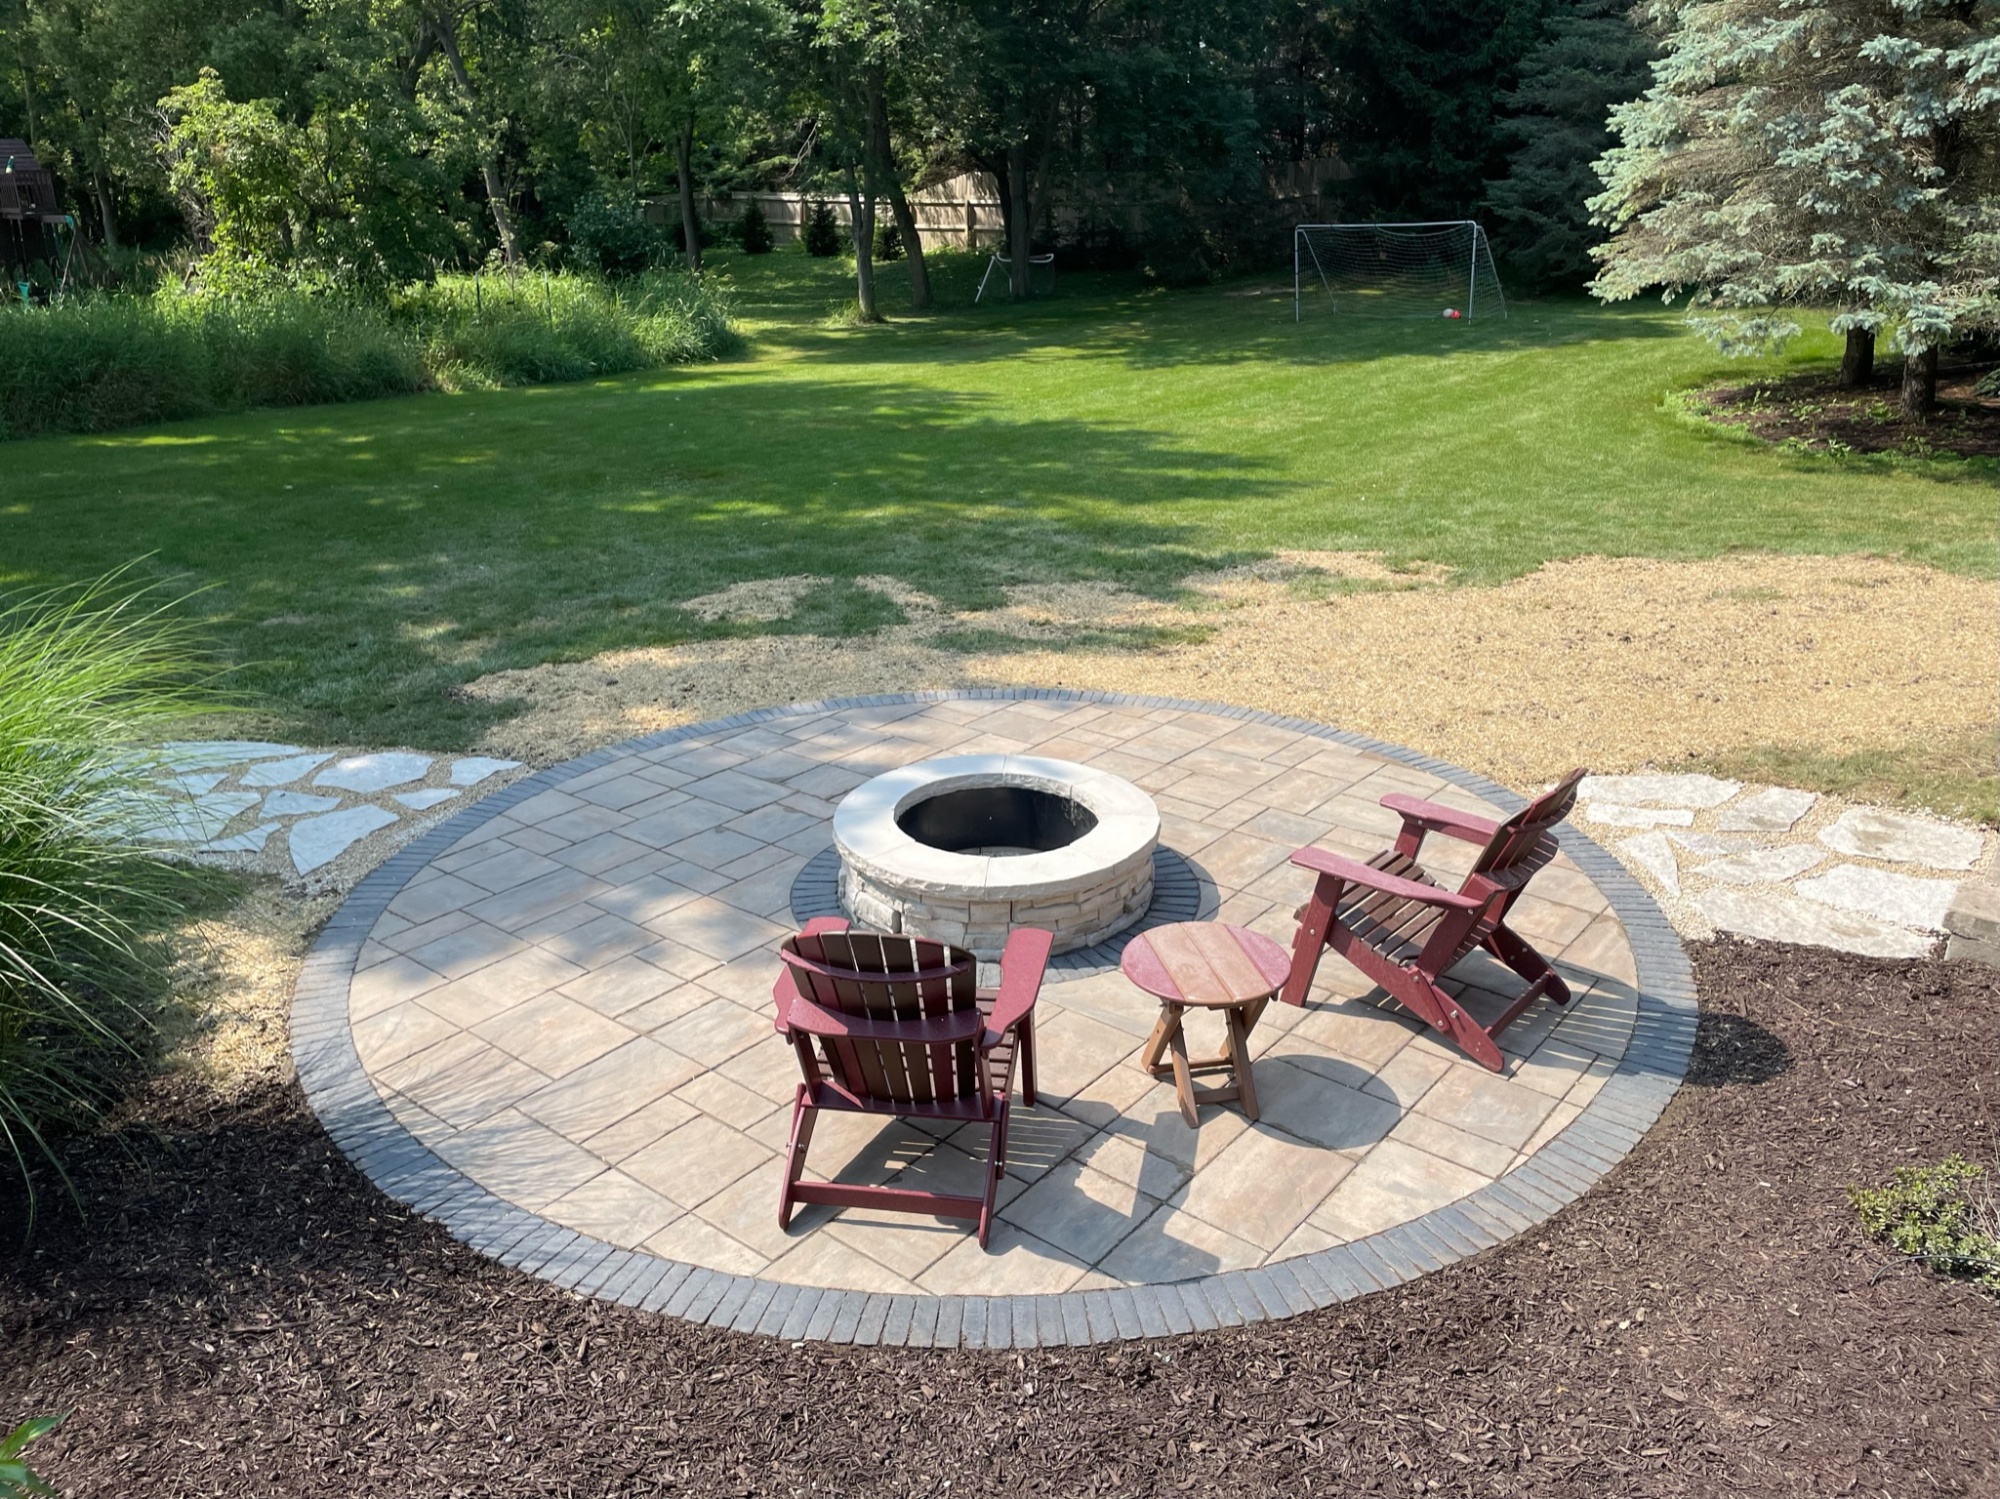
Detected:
[
  {"left": 5, "top": 374, "right": 1283, "bottom": 747},
  {"left": 745, "top": 280, "right": 1689, "bottom": 374}
]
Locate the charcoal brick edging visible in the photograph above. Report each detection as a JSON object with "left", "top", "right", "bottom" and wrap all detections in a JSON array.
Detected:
[{"left": 291, "top": 688, "right": 1697, "bottom": 1349}]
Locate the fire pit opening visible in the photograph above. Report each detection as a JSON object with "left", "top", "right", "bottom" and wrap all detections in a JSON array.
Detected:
[{"left": 897, "top": 785, "right": 1098, "bottom": 855}]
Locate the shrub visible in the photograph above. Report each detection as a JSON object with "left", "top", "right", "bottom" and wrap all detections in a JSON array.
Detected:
[
  {"left": 1849, "top": 1155, "right": 2000, "bottom": 1293},
  {"left": 0, "top": 576, "right": 218, "bottom": 1220},
  {"left": 565, "top": 194, "right": 665, "bottom": 277},
  {"left": 873, "top": 218, "right": 903, "bottom": 262},
  {"left": 802, "top": 200, "right": 842, "bottom": 258},
  {"left": 737, "top": 199, "right": 774, "bottom": 255}
]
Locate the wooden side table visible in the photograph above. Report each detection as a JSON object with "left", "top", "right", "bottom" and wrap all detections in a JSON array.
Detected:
[{"left": 1120, "top": 922, "right": 1292, "bottom": 1128}]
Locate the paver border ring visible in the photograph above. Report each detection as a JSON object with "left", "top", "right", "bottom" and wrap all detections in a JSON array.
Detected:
[{"left": 291, "top": 689, "right": 1697, "bottom": 1347}]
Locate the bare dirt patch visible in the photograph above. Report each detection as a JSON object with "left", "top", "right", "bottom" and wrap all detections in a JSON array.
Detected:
[
  {"left": 462, "top": 554, "right": 1998, "bottom": 798},
  {"left": 1688, "top": 363, "right": 2000, "bottom": 459},
  {"left": 3, "top": 941, "right": 1993, "bottom": 1497}
]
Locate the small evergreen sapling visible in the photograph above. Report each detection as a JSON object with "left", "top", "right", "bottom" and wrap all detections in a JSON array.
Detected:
[
  {"left": 737, "top": 200, "right": 774, "bottom": 255},
  {"left": 802, "top": 201, "right": 842, "bottom": 258}
]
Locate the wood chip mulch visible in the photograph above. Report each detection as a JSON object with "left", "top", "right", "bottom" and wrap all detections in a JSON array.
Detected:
[
  {"left": 1691, "top": 362, "right": 2000, "bottom": 458},
  {"left": 2, "top": 939, "right": 1995, "bottom": 1497}
]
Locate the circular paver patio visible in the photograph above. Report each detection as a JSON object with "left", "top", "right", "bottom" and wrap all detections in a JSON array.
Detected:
[{"left": 293, "top": 691, "right": 1694, "bottom": 1346}]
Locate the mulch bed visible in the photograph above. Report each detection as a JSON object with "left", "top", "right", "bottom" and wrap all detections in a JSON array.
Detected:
[
  {"left": 2, "top": 939, "right": 1995, "bottom": 1497},
  {"left": 1691, "top": 362, "right": 2000, "bottom": 458}
]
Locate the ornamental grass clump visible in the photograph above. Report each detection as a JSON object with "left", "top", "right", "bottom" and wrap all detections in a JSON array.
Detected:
[{"left": 0, "top": 577, "right": 219, "bottom": 1219}]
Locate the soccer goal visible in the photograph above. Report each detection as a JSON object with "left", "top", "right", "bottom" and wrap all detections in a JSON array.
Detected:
[{"left": 1294, "top": 222, "right": 1506, "bottom": 323}]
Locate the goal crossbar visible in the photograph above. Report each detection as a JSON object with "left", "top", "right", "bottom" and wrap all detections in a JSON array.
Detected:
[{"left": 1293, "top": 221, "right": 1506, "bottom": 323}]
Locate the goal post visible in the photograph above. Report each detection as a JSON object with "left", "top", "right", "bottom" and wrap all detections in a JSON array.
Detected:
[{"left": 1294, "top": 221, "right": 1507, "bottom": 323}]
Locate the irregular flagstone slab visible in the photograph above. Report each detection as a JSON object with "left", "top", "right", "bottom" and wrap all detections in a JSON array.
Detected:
[
  {"left": 1617, "top": 832, "right": 1680, "bottom": 895},
  {"left": 241, "top": 752, "right": 334, "bottom": 788},
  {"left": 141, "top": 790, "right": 262, "bottom": 842},
  {"left": 163, "top": 771, "right": 229, "bottom": 795},
  {"left": 204, "top": 821, "right": 283, "bottom": 854},
  {"left": 1817, "top": 808, "right": 1983, "bottom": 870},
  {"left": 448, "top": 756, "right": 520, "bottom": 788},
  {"left": 262, "top": 790, "right": 344, "bottom": 817},
  {"left": 1692, "top": 845, "right": 1827, "bottom": 886},
  {"left": 1694, "top": 886, "right": 1934, "bottom": 959},
  {"left": 315, "top": 752, "right": 433, "bottom": 794},
  {"left": 161, "top": 740, "right": 308, "bottom": 769},
  {"left": 289, "top": 804, "right": 401, "bottom": 873},
  {"left": 1947, "top": 881, "right": 1999, "bottom": 945},
  {"left": 1584, "top": 804, "right": 1694, "bottom": 829},
  {"left": 1667, "top": 831, "right": 1756, "bottom": 858},
  {"left": 1579, "top": 773, "right": 1740, "bottom": 809},
  {"left": 1715, "top": 786, "right": 1817, "bottom": 833},
  {"left": 395, "top": 788, "right": 460, "bottom": 810},
  {"left": 1796, "top": 865, "right": 1963, "bottom": 932}
]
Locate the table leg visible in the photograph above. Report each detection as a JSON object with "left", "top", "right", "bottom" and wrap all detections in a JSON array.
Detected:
[
  {"left": 1225, "top": 1003, "right": 1259, "bottom": 1121},
  {"left": 1139, "top": 1004, "right": 1177, "bottom": 1074},
  {"left": 1166, "top": 1021, "right": 1200, "bottom": 1129}
]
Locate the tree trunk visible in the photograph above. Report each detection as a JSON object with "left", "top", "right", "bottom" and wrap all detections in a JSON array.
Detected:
[
  {"left": 845, "top": 167, "right": 877, "bottom": 320},
  {"left": 90, "top": 171, "right": 119, "bottom": 252},
  {"left": 1839, "top": 327, "right": 1875, "bottom": 388},
  {"left": 432, "top": 9, "right": 519, "bottom": 268},
  {"left": 675, "top": 119, "right": 701, "bottom": 273},
  {"left": 1006, "top": 142, "right": 1032, "bottom": 300},
  {"left": 866, "top": 75, "right": 929, "bottom": 311},
  {"left": 1900, "top": 345, "right": 1938, "bottom": 421}
]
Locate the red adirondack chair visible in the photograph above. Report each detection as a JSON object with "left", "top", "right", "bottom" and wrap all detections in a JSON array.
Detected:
[
  {"left": 771, "top": 916, "right": 1050, "bottom": 1249},
  {"left": 1280, "top": 769, "right": 1588, "bottom": 1072}
]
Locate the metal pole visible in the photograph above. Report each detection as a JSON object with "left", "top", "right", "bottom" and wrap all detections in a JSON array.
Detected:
[
  {"left": 1467, "top": 224, "right": 1477, "bottom": 320},
  {"left": 1294, "top": 227, "right": 1301, "bottom": 323}
]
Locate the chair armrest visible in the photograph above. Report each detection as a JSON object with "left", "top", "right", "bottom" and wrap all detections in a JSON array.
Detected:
[
  {"left": 785, "top": 993, "right": 985, "bottom": 1046},
  {"left": 1290, "top": 847, "right": 1482, "bottom": 909},
  {"left": 773, "top": 917, "right": 854, "bottom": 1032},
  {"left": 1378, "top": 793, "right": 1499, "bottom": 846},
  {"left": 984, "top": 926, "right": 1053, "bottom": 1043}
]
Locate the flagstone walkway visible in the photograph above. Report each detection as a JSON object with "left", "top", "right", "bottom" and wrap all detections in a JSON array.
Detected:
[{"left": 293, "top": 691, "right": 1695, "bottom": 1345}]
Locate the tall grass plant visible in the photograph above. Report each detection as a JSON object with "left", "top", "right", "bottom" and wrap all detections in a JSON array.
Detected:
[
  {"left": 0, "top": 272, "right": 736, "bottom": 440},
  {"left": 0, "top": 576, "right": 220, "bottom": 1219}
]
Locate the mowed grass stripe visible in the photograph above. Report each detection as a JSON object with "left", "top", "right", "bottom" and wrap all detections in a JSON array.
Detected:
[{"left": 3, "top": 252, "right": 1991, "bottom": 748}]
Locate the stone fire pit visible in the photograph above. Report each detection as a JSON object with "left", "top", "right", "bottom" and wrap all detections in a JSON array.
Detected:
[{"left": 833, "top": 755, "right": 1160, "bottom": 957}]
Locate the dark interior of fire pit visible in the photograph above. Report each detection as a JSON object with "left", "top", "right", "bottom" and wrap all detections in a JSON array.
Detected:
[{"left": 898, "top": 785, "right": 1097, "bottom": 855}]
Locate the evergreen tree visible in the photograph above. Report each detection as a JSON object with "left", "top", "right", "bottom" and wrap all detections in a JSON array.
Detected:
[
  {"left": 1325, "top": 0, "right": 1550, "bottom": 222},
  {"left": 1589, "top": 0, "right": 2000, "bottom": 416},
  {"left": 1483, "top": 0, "right": 1654, "bottom": 291}
]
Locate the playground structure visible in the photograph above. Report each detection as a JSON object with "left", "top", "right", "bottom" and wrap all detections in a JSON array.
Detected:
[{"left": 2, "top": 140, "right": 82, "bottom": 302}]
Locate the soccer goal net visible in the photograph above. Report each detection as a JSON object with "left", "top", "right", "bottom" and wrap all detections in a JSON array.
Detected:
[{"left": 1294, "top": 222, "right": 1506, "bottom": 322}]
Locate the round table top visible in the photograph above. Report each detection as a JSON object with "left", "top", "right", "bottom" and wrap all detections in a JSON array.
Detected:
[{"left": 1120, "top": 921, "right": 1292, "bottom": 1008}]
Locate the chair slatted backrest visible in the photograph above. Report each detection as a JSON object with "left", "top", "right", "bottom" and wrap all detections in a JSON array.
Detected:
[
  {"left": 1468, "top": 768, "right": 1586, "bottom": 885},
  {"left": 782, "top": 930, "right": 983, "bottom": 1107},
  {"left": 1414, "top": 769, "right": 1585, "bottom": 971}
]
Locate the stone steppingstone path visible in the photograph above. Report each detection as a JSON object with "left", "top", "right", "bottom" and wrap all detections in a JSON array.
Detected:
[
  {"left": 292, "top": 691, "right": 1696, "bottom": 1347},
  {"left": 1579, "top": 775, "right": 1998, "bottom": 964},
  {"left": 143, "top": 742, "right": 524, "bottom": 888}
]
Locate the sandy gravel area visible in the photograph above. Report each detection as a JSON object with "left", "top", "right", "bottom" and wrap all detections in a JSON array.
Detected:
[{"left": 459, "top": 554, "right": 1996, "bottom": 795}]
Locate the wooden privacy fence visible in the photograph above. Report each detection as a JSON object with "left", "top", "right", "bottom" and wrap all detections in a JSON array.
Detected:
[{"left": 652, "top": 160, "right": 1351, "bottom": 254}]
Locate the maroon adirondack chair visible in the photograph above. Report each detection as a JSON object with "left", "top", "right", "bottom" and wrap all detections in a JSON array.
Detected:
[
  {"left": 771, "top": 916, "right": 1051, "bottom": 1249},
  {"left": 1280, "top": 770, "right": 1588, "bottom": 1072}
]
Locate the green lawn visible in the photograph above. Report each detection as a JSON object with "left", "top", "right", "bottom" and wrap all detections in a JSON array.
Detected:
[{"left": 4, "top": 249, "right": 1992, "bottom": 749}]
